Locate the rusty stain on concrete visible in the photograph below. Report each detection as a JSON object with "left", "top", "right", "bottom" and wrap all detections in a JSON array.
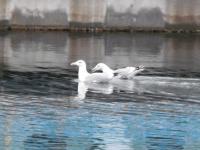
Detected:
[
  {"left": 69, "top": 0, "right": 106, "bottom": 23},
  {"left": 166, "top": 0, "right": 200, "bottom": 24}
]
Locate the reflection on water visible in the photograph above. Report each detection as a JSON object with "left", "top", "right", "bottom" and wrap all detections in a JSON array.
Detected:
[
  {"left": 0, "top": 31, "right": 200, "bottom": 150},
  {"left": 1, "top": 32, "right": 200, "bottom": 72}
]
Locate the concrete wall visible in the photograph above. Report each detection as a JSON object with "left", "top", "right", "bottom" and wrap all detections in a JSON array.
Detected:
[
  {"left": 0, "top": 0, "right": 200, "bottom": 31},
  {"left": 0, "top": 0, "right": 8, "bottom": 27}
]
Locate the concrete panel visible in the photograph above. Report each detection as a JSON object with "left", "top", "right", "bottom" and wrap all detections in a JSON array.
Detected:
[
  {"left": 135, "top": 7, "right": 164, "bottom": 28},
  {"left": 0, "top": 0, "right": 8, "bottom": 28},
  {"left": 165, "top": 0, "right": 200, "bottom": 29},
  {"left": 68, "top": 0, "right": 106, "bottom": 28},
  {"left": 11, "top": 8, "right": 68, "bottom": 27},
  {"left": 105, "top": 7, "right": 134, "bottom": 28},
  {"left": 105, "top": 0, "right": 165, "bottom": 28},
  {"left": 9, "top": 0, "right": 68, "bottom": 27},
  {"left": 0, "top": 0, "right": 6, "bottom": 19}
]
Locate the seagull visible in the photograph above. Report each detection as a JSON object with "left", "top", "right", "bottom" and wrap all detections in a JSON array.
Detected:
[
  {"left": 92, "top": 63, "right": 144, "bottom": 79},
  {"left": 71, "top": 60, "right": 113, "bottom": 83}
]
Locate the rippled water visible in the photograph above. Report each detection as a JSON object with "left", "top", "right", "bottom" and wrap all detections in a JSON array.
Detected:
[{"left": 0, "top": 31, "right": 200, "bottom": 150}]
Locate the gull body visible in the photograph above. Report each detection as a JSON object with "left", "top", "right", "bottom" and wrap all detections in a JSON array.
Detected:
[
  {"left": 92, "top": 63, "right": 144, "bottom": 79},
  {"left": 71, "top": 60, "right": 113, "bottom": 83}
]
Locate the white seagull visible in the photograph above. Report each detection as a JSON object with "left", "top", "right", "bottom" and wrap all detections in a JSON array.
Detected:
[
  {"left": 71, "top": 60, "right": 113, "bottom": 83},
  {"left": 92, "top": 63, "right": 144, "bottom": 79}
]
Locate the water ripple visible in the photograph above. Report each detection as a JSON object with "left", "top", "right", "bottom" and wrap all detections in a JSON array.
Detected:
[{"left": 1, "top": 32, "right": 200, "bottom": 149}]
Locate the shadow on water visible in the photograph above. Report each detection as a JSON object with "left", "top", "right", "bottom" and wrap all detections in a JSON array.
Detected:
[
  {"left": 0, "top": 31, "right": 200, "bottom": 149},
  {"left": 24, "top": 133, "right": 68, "bottom": 150}
]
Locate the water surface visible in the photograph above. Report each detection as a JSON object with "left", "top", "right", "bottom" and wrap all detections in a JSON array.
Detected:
[{"left": 0, "top": 32, "right": 200, "bottom": 150}]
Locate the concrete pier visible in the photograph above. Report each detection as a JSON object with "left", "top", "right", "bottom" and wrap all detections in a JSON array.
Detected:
[{"left": 0, "top": 0, "right": 200, "bottom": 31}]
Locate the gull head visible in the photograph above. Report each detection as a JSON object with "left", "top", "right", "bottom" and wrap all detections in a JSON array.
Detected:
[
  {"left": 92, "top": 63, "right": 108, "bottom": 72},
  {"left": 71, "top": 60, "right": 86, "bottom": 67},
  {"left": 136, "top": 65, "right": 145, "bottom": 71}
]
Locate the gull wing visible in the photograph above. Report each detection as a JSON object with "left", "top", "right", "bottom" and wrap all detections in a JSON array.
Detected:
[
  {"left": 114, "top": 67, "right": 136, "bottom": 79},
  {"left": 114, "top": 66, "right": 144, "bottom": 79},
  {"left": 85, "top": 73, "right": 113, "bottom": 83}
]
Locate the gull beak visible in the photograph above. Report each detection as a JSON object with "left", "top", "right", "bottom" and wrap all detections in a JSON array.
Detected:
[
  {"left": 139, "top": 65, "right": 145, "bottom": 70},
  {"left": 70, "top": 62, "right": 77, "bottom": 66}
]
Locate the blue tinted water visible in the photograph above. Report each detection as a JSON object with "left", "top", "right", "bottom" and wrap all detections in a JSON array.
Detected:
[{"left": 0, "top": 32, "right": 200, "bottom": 150}]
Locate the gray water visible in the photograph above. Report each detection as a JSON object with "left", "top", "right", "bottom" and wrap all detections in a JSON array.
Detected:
[{"left": 0, "top": 32, "right": 200, "bottom": 150}]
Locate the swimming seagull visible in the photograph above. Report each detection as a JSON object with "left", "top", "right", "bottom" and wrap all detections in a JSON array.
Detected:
[
  {"left": 71, "top": 60, "right": 113, "bottom": 83},
  {"left": 92, "top": 63, "right": 144, "bottom": 79}
]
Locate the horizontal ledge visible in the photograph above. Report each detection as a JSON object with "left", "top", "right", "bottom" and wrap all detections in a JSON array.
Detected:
[{"left": 1, "top": 25, "right": 200, "bottom": 33}]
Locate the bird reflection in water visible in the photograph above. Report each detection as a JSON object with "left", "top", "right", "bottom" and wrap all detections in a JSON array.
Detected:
[
  {"left": 74, "top": 81, "right": 114, "bottom": 101},
  {"left": 73, "top": 78, "right": 145, "bottom": 101}
]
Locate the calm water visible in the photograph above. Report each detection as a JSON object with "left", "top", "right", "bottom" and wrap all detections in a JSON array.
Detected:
[{"left": 0, "top": 31, "right": 200, "bottom": 150}]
